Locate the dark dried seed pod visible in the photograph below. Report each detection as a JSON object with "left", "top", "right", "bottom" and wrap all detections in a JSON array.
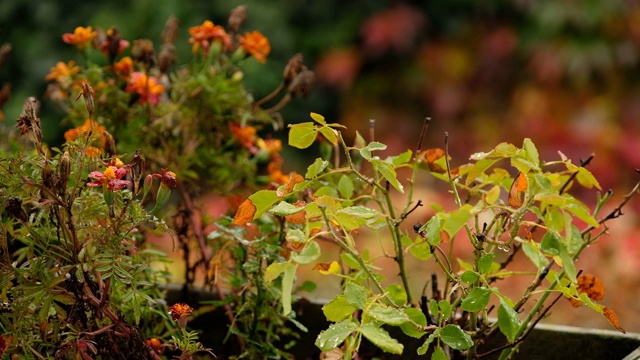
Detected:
[{"left": 4, "top": 197, "right": 28, "bottom": 223}]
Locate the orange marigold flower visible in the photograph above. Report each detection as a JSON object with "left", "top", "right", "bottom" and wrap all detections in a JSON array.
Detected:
[
  {"left": 268, "top": 160, "right": 289, "bottom": 185},
  {"left": 257, "top": 138, "right": 282, "bottom": 158},
  {"left": 85, "top": 146, "right": 102, "bottom": 158},
  {"left": 229, "top": 122, "right": 257, "bottom": 151},
  {"left": 238, "top": 31, "right": 271, "bottom": 63},
  {"left": 62, "top": 26, "right": 97, "bottom": 50},
  {"left": 188, "top": 20, "right": 232, "bottom": 54},
  {"left": 145, "top": 338, "right": 164, "bottom": 355},
  {"left": 168, "top": 303, "right": 193, "bottom": 328},
  {"left": 45, "top": 61, "right": 81, "bottom": 87},
  {"left": 152, "top": 168, "right": 177, "bottom": 191},
  {"left": 126, "top": 72, "right": 165, "bottom": 106},
  {"left": 113, "top": 56, "right": 134, "bottom": 79},
  {"left": 64, "top": 119, "right": 107, "bottom": 143}
]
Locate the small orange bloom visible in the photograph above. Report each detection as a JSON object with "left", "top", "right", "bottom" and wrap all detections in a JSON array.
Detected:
[
  {"left": 188, "top": 20, "right": 232, "bottom": 54},
  {"left": 238, "top": 31, "right": 271, "bottom": 63},
  {"left": 268, "top": 160, "right": 289, "bottom": 185},
  {"left": 113, "top": 56, "right": 134, "bottom": 79},
  {"left": 145, "top": 338, "right": 164, "bottom": 355},
  {"left": 126, "top": 72, "right": 165, "bottom": 106},
  {"left": 45, "top": 61, "right": 81, "bottom": 88},
  {"left": 229, "top": 122, "right": 257, "bottom": 151},
  {"left": 168, "top": 303, "right": 193, "bottom": 328},
  {"left": 85, "top": 146, "right": 102, "bottom": 158},
  {"left": 257, "top": 138, "right": 282, "bottom": 158},
  {"left": 64, "top": 119, "right": 106, "bottom": 143},
  {"left": 62, "top": 26, "right": 97, "bottom": 50}
]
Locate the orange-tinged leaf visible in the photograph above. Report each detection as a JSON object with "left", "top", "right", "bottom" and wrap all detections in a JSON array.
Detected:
[
  {"left": 577, "top": 274, "right": 605, "bottom": 301},
  {"left": 277, "top": 172, "right": 304, "bottom": 197},
  {"left": 508, "top": 172, "right": 528, "bottom": 207},
  {"left": 286, "top": 240, "right": 305, "bottom": 252},
  {"left": 419, "top": 148, "right": 447, "bottom": 173},
  {"left": 285, "top": 211, "right": 307, "bottom": 224},
  {"left": 233, "top": 198, "right": 257, "bottom": 225},
  {"left": 313, "top": 261, "right": 341, "bottom": 275},
  {"left": 603, "top": 307, "right": 625, "bottom": 333}
]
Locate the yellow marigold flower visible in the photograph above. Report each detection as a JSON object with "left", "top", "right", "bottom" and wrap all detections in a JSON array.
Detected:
[
  {"left": 64, "top": 119, "right": 106, "bottom": 144},
  {"left": 62, "top": 26, "right": 97, "bottom": 50},
  {"left": 45, "top": 61, "right": 81, "bottom": 88},
  {"left": 188, "top": 20, "right": 232, "bottom": 54},
  {"left": 113, "top": 56, "right": 134, "bottom": 79},
  {"left": 126, "top": 72, "right": 165, "bottom": 106},
  {"left": 239, "top": 31, "right": 271, "bottom": 63}
]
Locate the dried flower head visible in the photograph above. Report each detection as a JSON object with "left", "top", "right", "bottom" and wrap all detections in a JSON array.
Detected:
[
  {"left": 238, "top": 31, "right": 271, "bottom": 63},
  {"left": 57, "top": 151, "right": 71, "bottom": 195},
  {"left": 102, "top": 130, "right": 116, "bottom": 158},
  {"left": 288, "top": 69, "right": 315, "bottom": 98},
  {"left": 283, "top": 53, "right": 305, "bottom": 85},
  {"left": 157, "top": 43, "right": 176, "bottom": 74},
  {"left": 62, "top": 26, "right": 97, "bottom": 51},
  {"left": 161, "top": 16, "right": 180, "bottom": 44},
  {"left": 132, "top": 39, "right": 155, "bottom": 70},
  {"left": 228, "top": 5, "right": 247, "bottom": 33},
  {"left": 99, "top": 28, "right": 130, "bottom": 63},
  {"left": 75, "top": 82, "right": 95, "bottom": 119},
  {"left": 15, "top": 97, "right": 43, "bottom": 153},
  {"left": 188, "top": 20, "right": 232, "bottom": 54}
]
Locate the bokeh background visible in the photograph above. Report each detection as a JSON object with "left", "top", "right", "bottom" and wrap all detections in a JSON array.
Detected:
[{"left": 2, "top": 0, "right": 640, "bottom": 333}]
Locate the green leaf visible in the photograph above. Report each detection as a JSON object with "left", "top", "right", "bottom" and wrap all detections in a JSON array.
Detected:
[
  {"left": 409, "top": 237, "right": 432, "bottom": 260},
  {"left": 440, "top": 324, "right": 473, "bottom": 350},
  {"left": 494, "top": 142, "right": 518, "bottom": 157},
  {"left": 338, "top": 175, "right": 354, "bottom": 199},
  {"left": 323, "top": 295, "right": 357, "bottom": 321},
  {"left": 315, "top": 320, "right": 358, "bottom": 351},
  {"left": 390, "top": 149, "right": 413, "bottom": 167},
  {"left": 523, "top": 138, "right": 540, "bottom": 167},
  {"left": 291, "top": 241, "right": 320, "bottom": 264},
  {"left": 264, "top": 262, "right": 290, "bottom": 282},
  {"left": 423, "top": 216, "right": 442, "bottom": 246},
  {"left": 310, "top": 112, "right": 326, "bottom": 125},
  {"left": 249, "top": 190, "right": 280, "bottom": 219},
  {"left": 478, "top": 253, "right": 494, "bottom": 274},
  {"left": 560, "top": 248, "right": 577, "bottom": 283},
  {"left": 386, "top": 284, "right": 407, "bottom": 306},
  {"left": 366, "top": 141, "right": 387, "bottom": 152},
  {"left": 344, "top": 282, "right": 367, "bottom": 309},
  {"left": 367, "top": 304, "right": 410, "bottom": 325},
  {"left": 442, "top": 205, "right": 472, "bottom": 238},
  {"left": 289, "top": 122, "right": 318, "bottom": 149},
  {"left": 522, "top": 241, "right": 548, "bottom": 270},
  {"left": 461, "top": 287, "right": 491, "bottom": 312},
  {"left": 270, "top": 201, "right": 306, "bottom": 216},
  {"left": 282, "top": 263, "right": 297, "bottom": 315},
  {"left": 371, "top": 159, "right": 404, "bottom": 192},
  {"left": 318, "top": 126, "right": 338, "bottom": 145},
  {"left": 400, "top": 308, "right": 427, "bottom": 339},
  {"left": 432, "top": 347, "right": 449, "bottom": 360},
  {"left": 460, "top": 270, "right": 479, "bottom": 284},
  {"left": 359, "top": 323, "right": 404, "bottom": 355},
  {"left": 466, "top": 159, "right": 498, "bottom": 185},
  {"left": 417, "top": 331, "right": 439, "bottom": 355},
  {"left": 428, "top": 299, "right": 439, "bottom": 318},
  {"left": 498, "top": 301, "right": 521, "bottom": 343},
  {"left": 540, "top": 233, "right": 562, "bottom": 256},
  {"left": 306, "top": 157, "right": 329, "bottom": 179},
  {"left": 285, "top": 228, "right": 306, "bottom": 243},
  {"left": 565, "top": 202, "right": 599, "bottom": 227},
  {"left": 438, "top": 300, "right": 453, "bottom": 319},
  {"left": 338, "top": 206, "right": 379, "bottom": 219},
  {"left": 485, "top": 185, "right": 500, "bottom": 204}
]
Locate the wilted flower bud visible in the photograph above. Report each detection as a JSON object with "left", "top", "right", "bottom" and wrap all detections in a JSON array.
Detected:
[
  {"left": 0, "top": 43, "right": 12, "bottom": 68},
  {"left": 283, "top": 53, "right": 305, "bottom": 85},
  {"left": 15, "top": 97, "right": 43, "bottom": 154},
  {"left": 75, "top": 82, "right": 94, "bottom": 120},
  {"left": 287, "top": 69, "right": 315, "bottom": 98},
  {"left": 57, "top": 151, "right": 71, "bottom": 195},
  {"left": 4, "top": 197, "right": 28, "bottom": 223},
  {"left": 161, "top": 16, "right": 180, "bottom": 45},
  {"left": 128, "top": 149, "right": 145, "bottom": 195},
  {"left": 102, "top": 130, "right": 116, "bottom": 158},
  {"left": 41, "top": 161, "right": 58, "bottom": 192},
  {"left": 158, "top": 43, "right": 176, "bottom": 74},
  {"left": 228, "top": 5, "right": 247, "bottom": 33},
  {"left": 132, "top": 39, "right": 155, "bottom": 70}
]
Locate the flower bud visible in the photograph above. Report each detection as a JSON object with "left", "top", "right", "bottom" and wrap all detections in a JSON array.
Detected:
[
  {"left": 142, "top": 174, "right": 153, "bottom": 199},
  {"left": 283, "top": 53, "right": 305, "bottom": 85},
  {"left": 228, "top": 5, "right": 247, "bottom": 33},
  {"left": 102, "top": 130, "right": 116, "bottom": 158},
  {"left": 128, "top": 149, "right": 145, "bottom": 195},
  {"left": 161, "top": 16, "right": 179, "bottom": 45},
  {"left": 287, "top": 69, "right": 315, "bottom": 98},
  {"left": 132, "top": 39, "right": 155, "bottom": 70},
  {"left": 57, "top": 151, "right": 71, "bottom": 195},
  {"left": 41, "top": 161, "right": 58, "bottom": 192},
  {"left": 158, "top": 43, "right": 176, "bottom": 74},
  {"left": 75, "top": 82, "right": 94, "bottom": 120}
]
